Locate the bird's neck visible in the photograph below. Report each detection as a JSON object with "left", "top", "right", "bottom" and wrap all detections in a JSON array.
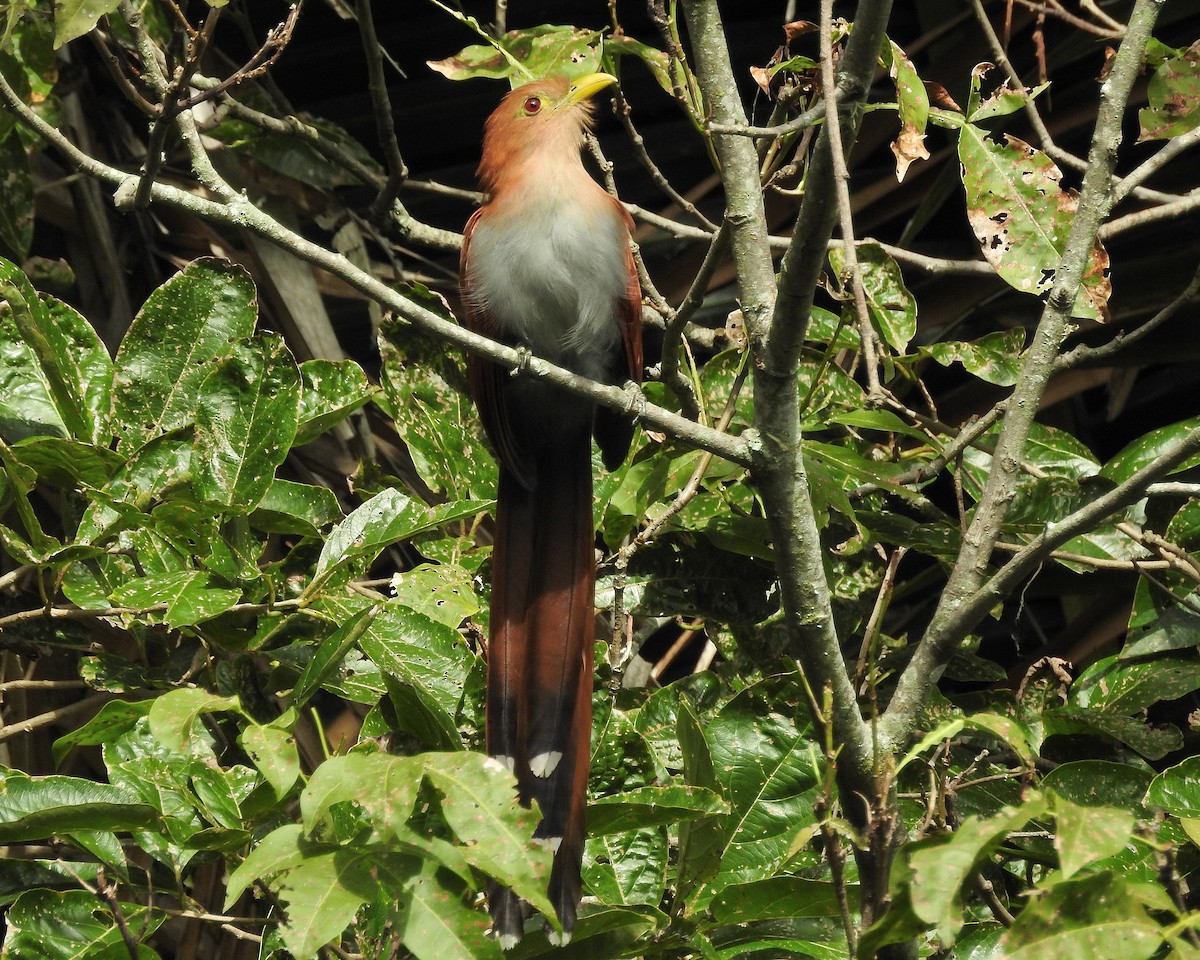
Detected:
[{"left": 483, "top": 143, "right": 603, "bottom": 219}]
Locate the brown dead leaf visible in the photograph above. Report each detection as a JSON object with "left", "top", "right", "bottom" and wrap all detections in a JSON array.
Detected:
[
  {"left": 925, "top": 80, "right": 962, "bottom": 113},
  {"left": 750, "top": 65, "right": 774, "bottom": 98},
  {"left": 891, "top": 124, "right": 931, "bottom": 182},
  {"left": 783, "top": 20, "right": 817, "bottom": 42}
]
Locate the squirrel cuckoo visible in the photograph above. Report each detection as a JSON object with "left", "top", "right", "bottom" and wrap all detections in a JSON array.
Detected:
[{"left": 459, "top": 73, "right": 642, "bottom": 946}]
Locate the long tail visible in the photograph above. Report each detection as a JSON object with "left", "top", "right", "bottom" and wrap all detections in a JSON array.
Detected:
[{"left": 486, "top": 432, "right": 594, "bottom": 947}]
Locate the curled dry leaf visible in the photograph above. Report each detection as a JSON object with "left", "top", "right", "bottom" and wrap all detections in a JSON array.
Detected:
[
  {"left": 891, "top": 127, "right": 930, "bottom": 183},
  {"left": 783, "top": 20, "right": 817, "bottom": 42},
  {"left": 925, "top": 80, "right": 962, "bottom": 113},
  {"left": 724, "top": 309, "right": 747, "bottom": 349},
  {"left": 750, "top": 65, "right": 774, "bottom": 98},
  {"left": 1097, "top": 45, "right": 1118, "bottom": 83}
]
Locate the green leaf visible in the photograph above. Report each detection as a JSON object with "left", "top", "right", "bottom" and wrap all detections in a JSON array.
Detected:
[
  {"left": 0, "top": 858, "right": 102, "bottom": 907},
  {"left": 394, "top": 859, "right": 499, "bottom": 960},
  {"left": 378, "top": 338, "right": 496, "bottom": 501},
  {"left": 73, "top": 430, "right": 194, "bottom": 545},
  {"left": 289, "top": 604, "right": 382, "bottom": 707},
  {"left": 1053, "top": 797, "right": 1133, "bottom": 879},
  {"left": 110, "top": 569, "right": 242, "bottom": 628},
  {"left": 295, "top": 358, "right": 374, "bottom": 446},
  {"left": 675, "top": 696, "right": 724, "bottom": 903},
  {"left": 827, "top": 242, "right": 916, "bottom": 352},
  {"left": 0, "top": 768, "right": 161, "bottom": 842},
  {"left": 923, "top": 328, "right": 1026, "bottom": 386},
  {"left": 358, "top": 601, "right": 472, "bottom": 749},
  {"left": 3, "top": 888, "right": 164, "bottom": 960},
  {"left": 700, "top": 686, "right": 819, "bottom": 901},
  {"left": 710, "top": 877, "right": 846, "bottom": 922},
  {"left": 1148, "top": 755, "right": 1200, "bottom": 818},
  {"left": 423, "top": 752, "right": 555, "bottom": 920},
  {"left": 964, "top": 713, "right": 1035, "bottom": 765},
  {"left": 896, "top": 718, "right": 966, "bottom": 772},
  {"left": 907, "top": 795, "right": 1049, "bottom": 944},
  {"left": 604, "top": 35, "right": 673, "bottom": 97},
  {"left": 52, "top": 0, "right": 122, "bottom": 47},
  {"left": 9, "top": 436, "right": 121, "bottom": 488},
  {"left": 390, "top": 563, "right": 480, "bottom": 628},
  {"left": 1071, "top": 656, "right": 1200, "bottom": 714},
  {"left": 147, "top": 687, "right": 242, "bottom": 755},
  {"left": 1138, "top": 40, "right": 1200, "bottom": 141},
  {"left": 0, "top": 133, "right": 33, "bottom": 262},
  {"left": 998, "top": 872, "right": 1161, "bottom": 960},
  {"left": 1043, "top": 760, "right": 1153, "bottom": 810},
  {"left": 251, "top": 478, "right": 343, "bottom": 536},
  {"left": 240, "top": 723, "right": 300, "bottom": 800},
  {"left": 225, "top": 823, "right": 310, "bottom": 906},
  {"left": 583, "top": 826, "right": 667, "bottom": 907},
  {"left": 1100, "top": 416, "right": 1200, "bottom": 484},
  {"left": 300, "top": 752, "right": 423, "bottom": 839},
  {"left": 0, "top": 259, "right": 104, "bottom": 442},
  {"left": 193, "top": 333, "right": 300, "bottom": 510},
  {"left": 230, "top": 116, "right": 381, "bottom": 191},
  {"left": 190, "top": 761, "right": 257, "bottom": 830},
  {"left": 587, "top": 784, "right": 727, "bottom": 836},
  {"left": 827, "top": 408, "right": 929, "bottom": 442},
  {"left": 959, "top": 124, "right": 1109, "bottom": 321},
  {"left": 966, "top": 70, "right": 1049, "bottom": 123},
  {"left": 275, "top": 849, "right": 378, "bottom": 959},
  {"left": 1045, "top": 707, "right": 1182, "bottom": 760},
  {"left": 111, "top": 258, "right": 258, "bottom": 446},
  {"left": 428, "top": 24, "right": 601, "bottom": 87},
  {"left": 52, "top": 699, "right": 153, "bottom": 765},
  {"left": 1124, "top": 586, "right": 1200, "bottom": 658},
  {"left": 307, "top": 488, "right": 490, "bottom": 595}
]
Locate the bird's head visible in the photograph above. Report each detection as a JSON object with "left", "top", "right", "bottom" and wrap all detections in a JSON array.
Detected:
[{"left": 477, "top": 73, "right": 618, "bottom": 196}]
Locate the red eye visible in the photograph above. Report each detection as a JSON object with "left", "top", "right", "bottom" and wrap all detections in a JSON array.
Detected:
[{"left": 523, "top": 96, "right": 542, "bottom": 115}]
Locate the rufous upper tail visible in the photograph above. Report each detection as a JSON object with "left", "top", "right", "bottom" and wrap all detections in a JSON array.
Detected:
[{"left": 486, "top": 434, "right": 594, "bottom": 947}]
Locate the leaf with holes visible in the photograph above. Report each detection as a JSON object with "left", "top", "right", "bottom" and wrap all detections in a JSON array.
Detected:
[
  {"left": 1139, "top": 41, "right": 1200, "bottom": 141},
  {"left": 884, "top": 40, "right": 930, "bottom": 181},
  {"left": 959, "top": 127, "right": 1110, "bottom": 322},
  {"left": 428, "top": 24, "right": 601, "bottom": 87},
  {"left": 111, "top": 258, "right": 258, "bottom": 447}
]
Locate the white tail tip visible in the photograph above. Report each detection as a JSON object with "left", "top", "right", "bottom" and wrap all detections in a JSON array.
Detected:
[{"left": 529, "top": 750, "right": 562, "bottom": 777}]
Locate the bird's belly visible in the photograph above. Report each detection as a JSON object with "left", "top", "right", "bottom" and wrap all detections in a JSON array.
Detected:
[{"left": 467, "top": 205, "right": 627, "bottom": 383}]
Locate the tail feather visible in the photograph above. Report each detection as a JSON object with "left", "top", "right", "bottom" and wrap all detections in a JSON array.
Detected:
[{"left": 487, "top": 433, "right": 594, "bottom": 945}]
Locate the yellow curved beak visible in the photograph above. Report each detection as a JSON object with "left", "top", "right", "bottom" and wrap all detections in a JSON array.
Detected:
[{"left": 565, "top": 72, "right": 619, "bottom": 106}]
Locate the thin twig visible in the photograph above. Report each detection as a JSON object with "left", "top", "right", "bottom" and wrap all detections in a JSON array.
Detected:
[
  {"left": 0, "top": 693, "right": 110, "bottom": 743},
  {"left": 357, "top": 0, "right": 409, "bottom": 220},
  {"left": 816, "top": 0, "right": 881, "bottom": 397},
  {"left": 708, "top": 97, "right": 830, "bottom": 139},
  {"left": 1058, "top": 259, "right": 1200, "bottom": 369},
  {"left": 612, "top": 91, "right": 717, "bottom": 230}
]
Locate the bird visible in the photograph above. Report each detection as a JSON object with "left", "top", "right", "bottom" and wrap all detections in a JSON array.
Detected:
[{"left": 458, "top": 72, "right": 643, "bottom": 947}]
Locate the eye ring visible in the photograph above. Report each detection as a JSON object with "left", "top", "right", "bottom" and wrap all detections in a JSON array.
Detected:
[{"left": 522, "top": 96, "right": 542, "bottom": 115}]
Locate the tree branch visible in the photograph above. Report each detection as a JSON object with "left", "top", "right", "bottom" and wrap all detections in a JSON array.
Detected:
[
  {"left": 881, "top": 0, "right": 1166, "bottom": 752},
  {"left": 682, "top": 0, "right": 894, "bottom": 817}
]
